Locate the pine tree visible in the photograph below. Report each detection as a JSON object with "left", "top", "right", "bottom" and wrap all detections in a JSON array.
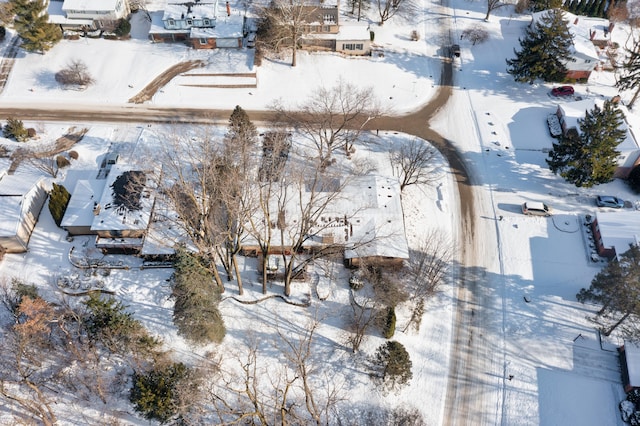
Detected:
[
  {"left": 48, "top": 183, "right": 70, "bottom": 226},
  {"left": 11, "top": 0, "right": 61, "bottom": 53},
  {"left": 547, "top": 100, "right": 625, "bottom": 187},
  {"left": 616, "top": 41, "right": 640, "bottom": 109},
  {"left": 3, "top": 117, "right": 28, "bottom": 141},
  {"left": 577, "top": 244, "right": 640, "bottom": 338},
  {"left": 373, "top": 340, "right": 413, "bottom": 390},
  {"left": 225, "top": 105, "right": 257, "bottom": 161},
  {"left": 506, "top": 9, "right": 573, "bottom": 83}
]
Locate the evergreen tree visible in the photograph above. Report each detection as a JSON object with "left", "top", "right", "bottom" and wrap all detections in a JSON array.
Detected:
[
  {"left": 546, "top": 100, "right": 625, "bottom": 187},
  {"left": 11, "top": 0, "right": 61, "bottom": 53},
  {"left": 577, "top": 244, "right": 640, "bottom": 338},
  {"left": 172, "top": 248, "right": 225, "bottom": 344},
  {"left": 3, "top": 117, "right": 28, "bottom": 141},
  {"left": 616, "top": 41, "right": 640, "bottom": 109},
  {"left": 529, "top": 0, "right": 563, "bottom": 12},
  {"left": 130, "top": 362, "right": 192, "bottom": 423},
  {"left": 506, "top": 9, "right": 573, "bottom": 83},
  {"left": 225, "top": 105, "right": 257, "bottom": 161},
  {"left": 373, "top": 340, "right": 413, "bottom": 390},
  {"left": 48, "top": 183, "right": 70, "bottom": 226},
  {"left": 595, "top": 0, "right": 607, "bottom": 17}
]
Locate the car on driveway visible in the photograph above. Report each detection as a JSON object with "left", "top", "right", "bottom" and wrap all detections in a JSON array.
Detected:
[
  {"left": 522, "top": 201, "right": 552, "bottom": 216},
  {"left": 596, "top": 195, "right": 625, "bottom": 208},
  {"left": 551, "top": 86, "right": 574, "bottom": 97}
]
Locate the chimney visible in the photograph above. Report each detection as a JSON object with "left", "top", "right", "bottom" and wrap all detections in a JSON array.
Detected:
[
  {"left": 93, "top": 202, "right": 101, "bottom": 215},
  {"left": 590, "top": 30, "right": 595, "bottom": 40},
  {"left": 608, "top": 22, "right": 615, "bottom": 33},
  {"left": 226, "top": 1, "right": 230, "bottom": 16},
  {"left": 574, "top": 17, "right": 579, "bottom": 25}
]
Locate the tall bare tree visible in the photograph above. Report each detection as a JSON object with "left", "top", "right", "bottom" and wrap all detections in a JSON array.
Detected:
[
  {"left": 153, "top": 126, "right": 228, "bottom": 291},
  {"left": 274, "top": 79, "right": 381, "bottom": 168},
  {"left": 258, "top": 0, "right": 316, "bottom": 67},
  {"left": 376, "top": 0, "right": 417, "bottom": 25},
  {"left": 390, "top": 138, "right": 441, "bottom": 191}
]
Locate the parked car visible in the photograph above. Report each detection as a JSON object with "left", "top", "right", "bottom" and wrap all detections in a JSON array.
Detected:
[
  {"left": 596, "top": 195, "right": 625, "bottom": 208},
  {"left": 522, "top": 201, "right": 552, "bottom": 216},
  {"left": 551, "top": 86, "right": 574, "bottom": 97}
]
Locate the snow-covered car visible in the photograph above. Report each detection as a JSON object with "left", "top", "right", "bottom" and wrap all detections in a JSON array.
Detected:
[
  {"left": 596, "top": 195, "right": 625, "bottom": 208},
  {"left": 547, "top": 113, "right": 562, "bottom": 137},
  {"left": 522, "top": 201, "right": 552, "bottom": 216},
  {"left": 551, "top": 86, "right": 574, "bottom": 97}
]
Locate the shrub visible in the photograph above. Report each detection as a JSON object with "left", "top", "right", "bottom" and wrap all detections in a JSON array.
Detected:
[
  {"left": 114, "top": 18, "right": 131, "bottom": 37},
  {"left": 372, "top": 340, "right": 413, "bottom": 390},
  {"left": 68, "top": 150, "right": 79, "bottom": 160},
  {"left": 130, "top": 362, "right": 191, "bottom": 423},
  {"left": 56, "top": 155, "right": 70, "bottom": 168},
  {"left": 410, "top": 30, "right": 420, "bottom": 41},
  {"left": 48, "top": 183, "right": 71, "bottom": 226},
  {"left": 3, "top": 117, "right": 29, "bottom": 142},
  {"left": 462, "top": 26, "right": 489, "bottom": 46},
  {"left": 382, "top": 306, "right": 396, "bottom": 339},
  {"left": 55, "top": 59, "right": 95, "bottom": 87}
]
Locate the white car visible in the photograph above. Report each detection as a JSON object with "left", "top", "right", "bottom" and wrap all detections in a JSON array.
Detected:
[{"left": 522, "top": 201, "right": 552, "bottom": 217}]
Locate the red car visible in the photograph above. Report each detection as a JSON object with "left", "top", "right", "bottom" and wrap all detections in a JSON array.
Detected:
[{"left": 551, "top": 86, "right": 575, "bottom": 97}]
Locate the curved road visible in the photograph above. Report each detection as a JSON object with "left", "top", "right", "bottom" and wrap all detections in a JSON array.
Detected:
[{"left": 0, "top": 31, "right": 490, "bottom": 426}]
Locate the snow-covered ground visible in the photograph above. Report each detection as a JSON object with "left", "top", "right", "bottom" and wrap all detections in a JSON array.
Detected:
[{"left": 0, "top": 0, "right": 638, "bottom": 423}]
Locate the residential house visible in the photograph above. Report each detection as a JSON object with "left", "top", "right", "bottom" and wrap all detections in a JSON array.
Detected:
[
  {"left": 530, "top": 10, "right": 608, "bottom": 80},
  {"left": 149, "top": 0, "right": 243, "bottom": 48},
  {"left": 555, "top": 98, "right": 640, "bottom": 178},
  {"left": 619, "top": 341, "right": 640, "bottom": 393},
  {"left": 48, "top": 0, "right": 131, "bottom": 31},
  {"left": 0, "top": 174, "right": 48, "bottom": 253},
  {"left": 589, "top": 211, "right": 640, "bottom": 260},
  {"left": 61, "top": 163, "right": 156, "bottom": 254},
  {"left": 241, "top": 174, "right": 409, "bottom": 269}
]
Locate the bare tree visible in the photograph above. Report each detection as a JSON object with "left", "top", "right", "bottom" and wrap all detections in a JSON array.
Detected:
[
  {"left": 390, "top": 138, "right": 441, "bottom": 191},
  {"left": 461, "top": 25, "right": 489, "bottom": 45},
  {"left": 152, "top": 126, "right": 228, "bottom": 291},
  {"left": 484, "top": 0, "right": 511, "bottom": 21},
  {"left": 274, "top": 79, "right": 381, "bottom": 168},
  {"left": 0, "top": 296, "right": 59, "bottom": 425},
  {"left": 346, "top": 280, "right": 380, "bottom": 352},
  {"left": 376, "top": 0, "right": 418, "bottom": 25},
  {"left": 258, "top": 0, "right": 318, "bottom": 67},
  {"left": 403, "top": 229, "right": 452, "bottom": 332},
  {"left": 55, "top": 59, "right": 95, "bottom": 88}
]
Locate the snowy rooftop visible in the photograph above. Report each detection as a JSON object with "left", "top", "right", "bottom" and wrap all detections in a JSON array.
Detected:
[
  {"left": 90, "top": 164, "right": 155, "bottom": 233},
  {"left": 0, "top": 175, "right": 43, "bottom": 238},
  {"left": 163, "top": 2, "right": 218, "bottom": 21},
  {"left": 595, "top": 210, "right": 640, "bottom": 257},
  {"left": 625, "top": 341, "right": 640, "bottom": 387},
  {"left": 62, "top": 0, "right": 122, "bottom": 12},
  {"left": 531, "top": 10, "right": 601, "bottom": 61},
  {"left": 190, "top": 14, "right": 244, "bottom": 39},
  {"left": 61, "top": 179, "right": 107, "bottom": 229}
]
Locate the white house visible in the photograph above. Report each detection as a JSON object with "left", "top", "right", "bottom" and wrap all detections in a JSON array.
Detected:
[
  {"left": 590, "top": 211, "right": 640, "bottom": 259},
  {"left": 0, "top": 174, "right": 48, "bottom": 253},
  {"left": 531, "top": 10, "right": 607, "bottom": 80},
  {"left": 149, "top": 0, "right": 243, "bottom": 49},
  {"left": 48, "top": 0, "right": 131, "bottom": 31},
  {"left": 555, "top": 98, "right": 640, "bottom": 178}
]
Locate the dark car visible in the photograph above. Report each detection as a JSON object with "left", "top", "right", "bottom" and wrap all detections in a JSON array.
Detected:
[
  {"left": 551, "top": 86, "right": 575, "bottom": 97},
  {"left": 596, "top": 195, "right": 625, "bottom": 208}
]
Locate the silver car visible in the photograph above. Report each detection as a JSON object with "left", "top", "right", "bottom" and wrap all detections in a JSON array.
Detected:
[{"left": 522, "top": 202, "right": 552, "bottom": 217}]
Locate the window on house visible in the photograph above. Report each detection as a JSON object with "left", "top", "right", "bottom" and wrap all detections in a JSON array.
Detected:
[
  {"left": 187, "top": 19, "right": 193, "bottom": 25},
  {"left": 322, "top": 25, "right": 330, "bottom": 32},
  {"left": 199, "top": 38, "right": 207, "bottom": 45},
  {"left": 343, "top": 43, "right": 363, "bottom": 51},
  {"left": 167, "top": 19, "right": 175, "bottom": 26},
  {"left": 585, "top": 59, "right": 591, "bottom": 63},
  {"left": 324, "top": 14, "right": 335, "bottom": 22},
  {"left": 203, "top": 19, "right": 210, "bottom": 26}
]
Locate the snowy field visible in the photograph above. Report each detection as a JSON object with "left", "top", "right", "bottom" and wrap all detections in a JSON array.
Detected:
[{"left": 0, "top": 0, "right": 638, "bottom": 423}]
